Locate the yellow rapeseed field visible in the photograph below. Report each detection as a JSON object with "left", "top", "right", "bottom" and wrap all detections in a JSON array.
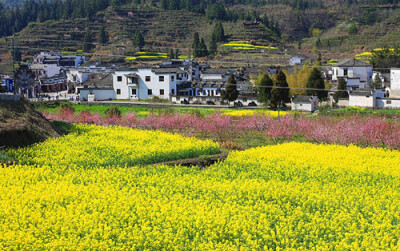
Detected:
[
  {"left": 2, "top": 135, "right": 400, "bottom": 249},
  {"left": 7, "top": 124, "right": 220, "bottom": 167}
]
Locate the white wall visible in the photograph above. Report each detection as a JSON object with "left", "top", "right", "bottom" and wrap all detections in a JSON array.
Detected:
[
  {"left": 376, "top": 98, "right": 400, "bottom": 108},
  {"left": 349, "top": 95, "right": 375, "bottom": 107},
  {"left": 80, "top": 89, "right": 116, "bottom": 101},
  {"left": 390, "top": 68, "right": 400, "bottom": 90},
  {"left": 113, "top": 69, "right": 187, "bottom": 100},
  {"left": 67, "top": 70, "right": 91, "bottom": 83},
  {"left": 333, "top": 66, "right": 372, "bottom": 83},
  {"left": 44, "top": 65, "right": 61, "bottom": 78}
]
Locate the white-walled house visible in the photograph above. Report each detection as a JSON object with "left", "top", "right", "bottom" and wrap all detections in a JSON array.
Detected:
[
  {"left": 291, "top": 96, "right": 318, "bottom": 112},
  {"left": 390, "top": 68, "right": 400, "bottom": 91},
  {"left": 80, "top": 88, "right": 116, "bottom": 101},
  {"left": 332, "top": 58, "right": 373, "bottom": 84},
  {"left": 67, "top": 70, "right": 91, "bottom": 84},
  {"left": 200, "top": 68, "right": 233, "bottom": 81},
  {"left": 113, "top": 68, "right": 188, "bottom": 100},
  {"left": 349, "top": 89, "right": 375, "bottom": 108},
  {"left": 30, "top": 64, "right": 61, "bottom": 78}
]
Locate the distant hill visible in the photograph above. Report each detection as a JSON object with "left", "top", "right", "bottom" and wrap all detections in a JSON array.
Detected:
[{"left": 1, "top": 0, "right": 400, "bottom": 66}]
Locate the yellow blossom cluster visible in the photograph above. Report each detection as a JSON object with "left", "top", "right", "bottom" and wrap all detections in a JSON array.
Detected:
[
  {"left": 1, "top": 141, "right": 400, "bottom": 249},
  {"left": 7, "top": 124, "right": 220, "bottom": 168}
]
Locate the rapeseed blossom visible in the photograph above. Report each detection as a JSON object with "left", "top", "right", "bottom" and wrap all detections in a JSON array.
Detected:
[{"left": 1, "top": 142, "right": 400, "bottom": 249}]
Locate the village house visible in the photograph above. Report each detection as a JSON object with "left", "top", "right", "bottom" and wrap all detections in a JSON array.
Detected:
[
  {"left": 243, "top": 21, "right": 261, "bottom": 30},
  {"left": 33, "top": 52, "right": 86, "bottom": 68},
  {"left": 30, "top": 64, "right": 62, "bottom": 78},
  {"left": 113, "top": 68, "right": 188, "bottom": 100},
  {"left": 291, "top": 95, "right": 318, "bottom": 112},
  {"left": 79, "top": 73, "right": 115, "bottom": 101},
  {"left": 200, "top": 68, "right": 234, "bottom": 81},
  {"left": 331, "top": 58, "right": 373, "bottom": 89}
]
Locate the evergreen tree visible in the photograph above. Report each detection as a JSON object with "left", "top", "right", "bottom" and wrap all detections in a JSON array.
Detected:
[
  {"left": 333, "top": 78, "right": 348, "bottom": 103},
  {"left": 192, "top": 32, "right": 200, "bottom": 57},
  {"left": 198, "top": 38, "right": 208, "bottom": 57},
  {"left": 132, "top": 30, "right": 145, "bottom": 48},
  {"left": 98, "top": 25, "right": 108, "bottom": 45},
  {"left": 169, "top": 48, "right": 175, "bottom": 59},
  {"left": 175, "top": 48, "right": 180, "bottom": 59},
  {"left": 256, "top": 72, "right": 273, "bottom": 105},
  {"left": 160, "top": 0, "right": 168, "bottom": 9},
  {"left": 12, "top": 48, "right": 22, "bottom": 62},
  {"left": 83, "top": 28, "right": 93, "bottom": 52},
  {"left": 271, "top": 70, "right": 290, "bottom": 112},
  {"left": 212, "top": 21, "right": 224, "bottom": 42},
  {"left": 306, "top": 67, "right": 327, "bottom": 100},
  {"left": 209, "top": 38, "right": 217, "bottom": 55},
  {"left": 372, "top": 74, "right": 382, "bottom": 89},
  {"left": 222, "top": 74, "right": 239, "bottom": 105}
]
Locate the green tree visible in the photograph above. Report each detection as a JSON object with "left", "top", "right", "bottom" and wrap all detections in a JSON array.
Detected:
[
  {"left": 256, "top": 72, "right": 273, "bottom": 105},
  {"left": 198, "top": 38, "right": 208, "bottom": 57},
  {"left": 12, "top": 48, "right": 22, "bottom": 62},
  {"left": 132, "top": 30, "right": 145, "bottom": 48},
  {"left": 347, "top": 23, "right": 358, "bottom": 35},
  {"left": 372, "top": 74, "right": 382, "bottom": 89},
  {"left": 83, "top": 28, "right": 93, "bottom": 52},
  {"left": 98, "top": 25, "right": 108, "bottom": 45},
  {"left": 212, "top": 21, "right": 224, "bottom": 42},
  {"left": 192, "top": 32, "right": 200, "bottom": 57},
  {"left": 271, "top": 70, "right": 290, "bottom": 113},
  {"left": 306, "top": 67, "right": 327, "bottom": 100},
  {"left": 222, "top": 74, "right": 239, "bottom": 105},
  {"left": 333, "top": 77, "right": 349, "bottom": 102},
  {"left": 209, "top": 38, "right": 217, "bottom": 55}
]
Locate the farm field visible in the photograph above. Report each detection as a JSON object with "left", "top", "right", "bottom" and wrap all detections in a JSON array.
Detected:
[{"left": 1, "top": 141, "right": 400, "bottom": 249}]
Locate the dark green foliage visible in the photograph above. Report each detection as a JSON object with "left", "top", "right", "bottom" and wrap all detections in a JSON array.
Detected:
[
  {"left": 132, "top": 30, "right": 145, "bottom": 48},
  {"left": 105, "top": 106, "right": 122, "bottom": 118},
  {"left": 271, "top": 70, "right": 290, "bottom": 108},
  {"left": 206, "top": 4, "right": 227, "bottom": 21},
  {"left": 192, "top": 32, "right": 208, "bottom": 58},
  {"left": 212, "top": 21, "right": 224, "bottom": 42},
  {"left": 347, "top": 23, "right": 358, "bottom": 35},
  {"left": 83, "top": 28, "right": 93, "bottom": 52},
  {"left": 306, "top": 67, "right": 327, "bottom": 100},
  {"left": 371, "top": 74, "right": 382, "bottom": 89},
  {"left": 222, "top": 74, "right": 239, "bottom": 103},
  {"left": 209, "top": 38, "right": 217, "bottom": 55},
  {"left": 98, "top": 25, "right": 108, "bottom": 45},
  {"left": 256, "top": 73, "right": 274, "bottom": 105},
  {"left": 12, "top": 48, "right": 21, "bottom": 62},
  {"left": 334, "top": 78, "right": 348, "bottom": 102}
]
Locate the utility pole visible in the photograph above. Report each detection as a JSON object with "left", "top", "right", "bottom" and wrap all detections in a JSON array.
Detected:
[{"left": 11, "top": 38, "right": 16, "bottom": 95}]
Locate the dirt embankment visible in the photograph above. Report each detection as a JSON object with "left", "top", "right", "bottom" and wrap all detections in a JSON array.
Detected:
[{"left": 0, "top": 99, "right": 60, "bottom": 148}]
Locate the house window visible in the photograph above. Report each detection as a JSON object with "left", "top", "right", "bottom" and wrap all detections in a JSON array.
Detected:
[
  {"left": 117, "top": 89, "right": 121, "bottom": 95},
  {"left": 145, "top": 76, "right": 151, "bottom": 82},
  {"left": 117, "top": 76, "right": 122, "bottom": 82},
  {"left": 160, "top": 89, "right": 164, "bottom": 95},
  {"left": 387, "top": 100, "right": 392, "bottom": 104},
  {"left": 159, "top": 76, "right": 164, "bottom": 82},
  {"left": 148, "top": 89, "right": 152, "bottom": 95},
  {"left": 171, "top": 75, "right": 175, "bottom": 81},
  {"left": 344, "top": 69, "right": 348, "bottom": 76},
  {"left": 171, "top": 89, "right": 175, "bottom": 95},
  {"left": 132, "top": 89, "right": 136, "bottom": 95}
]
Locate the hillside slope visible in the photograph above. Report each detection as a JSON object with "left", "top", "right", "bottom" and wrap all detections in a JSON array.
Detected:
[{"left": 0, "top": 99, "right": 60, "bottom": 148}]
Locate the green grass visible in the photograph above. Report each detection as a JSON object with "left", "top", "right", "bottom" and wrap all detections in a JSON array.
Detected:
[
  {"left": 0, "top": 151, "right": 13, "bottom": 163},
  {"left": 321, "top": 107, "right": 400, "bottom": 116}
]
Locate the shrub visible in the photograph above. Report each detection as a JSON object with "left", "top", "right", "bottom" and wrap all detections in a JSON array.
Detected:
[{"left": 105, "top": 106, "right": 121, "bottom": 118}]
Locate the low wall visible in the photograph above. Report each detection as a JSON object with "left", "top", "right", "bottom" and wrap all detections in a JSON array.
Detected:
[{"left": 0, "top": 94, "right": 20, "bottom": 102}]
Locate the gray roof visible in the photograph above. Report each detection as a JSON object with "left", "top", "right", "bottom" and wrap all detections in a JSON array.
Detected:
[
  {"left": 202, "top": 68, "right": 231, "bottom": 75},
  {"left": 84, "top": 73, "right": 113, "bottom": 88},
  {"left": 292, "top": 95, "right": 315, "bottom": 103},
  {"left": 350, "top": 88, "right": 373, "bottom": 96},
  {"left": 335, "top": 58, "right": 371, "bottom": 67},
  {"left": 80, "top": 87, "right": 114, "bottom": 91},
  {"left": 151, "top": 68, "right": 186, "bottom": 74}
]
